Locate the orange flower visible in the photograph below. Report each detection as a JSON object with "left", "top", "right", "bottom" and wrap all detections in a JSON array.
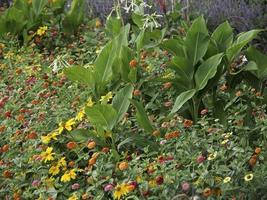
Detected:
[
  {"left": 2, "top": 144, "right": 9, "bottom": 152},
  {"left": 255, "top": 147, "right": 261, "bottom": 154},
  {"left": 163, "top": 82, "right": 172, "bottom": 90},
  {"left": 202, "top": 187, "right": 212, "bottom": 197},
  {"left": 88, "top": 157, "right": 96, "bottom": 166},
  {"left": 87, "top": 141, "right": 96, "bottom": 149},
  {"left": 26, "top": 132, "right": 37, "bottom": 139},
  {"left": 183, "top": 119, "right": 193, "bottom": 128},
  {"left": 133, "top": 89, "right": 141, "bottom": 96},
  {"left": 66, "top": 142, "right": 77, "bottom": 149},
  {"left": 3, "top": 170, "right": 13, "bottom": 178},
  {"left": 129, "top": 59, "right": 138, "bottom": 68},
  {"left": 165, "top": 131, "right": 180, "bottom": 140},
  {"left": 118, "top": 161, "right": 129, "bottom": 171}
]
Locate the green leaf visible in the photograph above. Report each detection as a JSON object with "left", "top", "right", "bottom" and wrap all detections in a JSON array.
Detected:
[
  {"left": 95, "top": 25, "right": 130, "bottom": 87},
  {"left": 69, "top": 129, "right": 105, "bottom": 145},
  {"left": 32, "top": 0, "right": 48, "bottom": 17},
  {"left": 185, "top": 32, "right": 210, "bottom": 66},
  {"left": 195, "top": 53, "right": 224, "bottom": 90},
  {"left": 105, "top": 16, "right": 122, "bottom": 37},
  {"left": 130, "top": 100, "right": 154, "bottom": 133},
  {"left": 160, "top": 38, "right": 185, "bottom": 56},
  {"left": 226, "top": 29, "right": 262, "bottom": 62},
  {"left": 246, "top": 46, "right": 267, "bottom": 79},
  {"left": 171, "top": 89, "right": 196, "bottom": 114},
  {"left": 112, "top": 85, "right": 134, "bottom": 123},
  {"left": 211, "top": 21, "right": 233, "bottom": 52},
  {"left": 64, "top": 66, "right": 95, "bottom": 86},
  {"left": 85, "top": 104, "right": 118, "bottom": 131},
  {"left": 187, "top": 16, "right": 208, "bottom": 35}
]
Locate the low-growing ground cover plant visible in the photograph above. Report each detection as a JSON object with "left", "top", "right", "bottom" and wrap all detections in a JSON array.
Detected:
[{"left": 0, "top": 1, "right": 267, "bottom": 200}]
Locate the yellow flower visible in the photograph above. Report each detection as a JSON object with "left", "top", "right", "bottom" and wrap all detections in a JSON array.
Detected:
[
  {"left": 57, "top": 122, "right": 64, "bottom": 134},
  {"left": 41, "top": 135, "right": 51, "bottom": 144},
  {"left": 100, "top": 92, "right": 113, "bottom": 104},
  {"left": 61, "top": 172, "right": 71, "bottom": 182},
  {"left": 68, "top": 193, "right": 78, "bottom": 200},
  {"left": 224, "top": 132, "right": 233, "bottom": 139},
  {"left": 223, "top": 177, "right": 231, "bottom": 183},
  {"left": 87, "top": 97, "right": 94, "bottom": 107},
  {"left": 69, "top": 169, "right": 77, "bottom": 179},
  {"left": 136, "top": 175, "right": 143, "bottom": 183},
  {"left": 244, "top": 173, "right": 253, "bottom": 182},
  {"left": 61, "top": 169, "right": 77, "bottom": 182},
  {"left": 58, "top": 157, "right": 67, "bottom": 168},
  {"left": 148, "top": 179, "right": 157, "bottom": 188},
  {"left": 36, "top": 26, "right": 48, "bottom": 36},
  {"left": 49, "top": 165, "right": 60, "bottom": 176},
  {"left": 75, "top": 108, "right": 85, "bottom": 121},
  {"left": 208, "top": 152, "right": 217, "bottom": 160},
  {"left": 113, "top": 183, "right": 130, "bottom": 200},
  {"left": 65, "top": 118, "right": 76, "bottom": 131},
  {"left": 40, "top": 147, "right": 55, "bottom": 163}
]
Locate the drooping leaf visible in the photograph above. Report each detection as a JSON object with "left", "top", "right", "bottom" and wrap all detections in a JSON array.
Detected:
[
  {"left": 195, "top": 53, "right": 224, "bottom": 91},
  {"left": 160, "top": 38, "right": 185, "bottom": 56},
  {"left": 171, "top": 89, "right": 196, "bottom": 114},
  {"left": 130, "top": 99, "right": 154, "bottom": 133}
]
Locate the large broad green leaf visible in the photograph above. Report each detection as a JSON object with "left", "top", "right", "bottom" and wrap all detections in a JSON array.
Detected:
[
  {"left": 171, "top": 89, "right": 196, "bottom": 114},
  {"left": 207, "top": 21, "right": 233, "bottom": 56},
  {"left": 211, "top": 21, "right": 233, "bottom": 52},
  {"left": 32, "top": 0, "right": 48, "bottom": 17},
  {"left": 185, "top": 32, "right": 210, "bottom": 66},
  {"left": 226, "top": 29, "right": 262, "bottom": 62},
  {"left": 195, "top": 53, "right": 224, "bottom": 91},
  {"left": 95, "top": 25, "right": 130, "bottom": 87},
  {"left": 112, "top": 85, "right": 134, "bottom": 123},
  {"left": 130, "top": 100, "right": 154, "bottom": 133},
  {"left": 246, "top": 47, "right": 267, "bottom": 80},
  {"left": 160, "top": 38, "right": 185, "bottom": 56},
  {"left": 64, "top": 66, "right": 95, "bottom": 86},
  {"left": 5, "top": 7, "right": 26, "bottom": 34},
  {"left": 171, "top": 56, "right": 194, "bottom": 80},
  {"left": 187, "top": 16, "right": 208, "bottom": 36},
  {"left": 85, "top": 104, "right": 118, "bottom": 131}
]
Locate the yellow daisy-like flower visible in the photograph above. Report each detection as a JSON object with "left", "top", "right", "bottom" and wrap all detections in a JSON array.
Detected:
[
  {"left": 40, "top": 147, "right": 55, "bottom": 163},
  {"left": 49, "top": 165, "right": 60, "bottom": 176},
  {"left": 68, "top": 193, "right": 78, "bottom": 200},
  {"left": 113, "top": 183, "right": 130, "bottom": 200},
  {"left": 57, "top": 122, "right": 65, "bottom": 134},
  {"left": 75, "top": 108, "right": 85, "bottom": 121},
  {"left": 61, "top": 172, "right": 71, "bottom": 182},
  {"left": 223, "top": 177, "right": 231, "bottom": 183},
  {"left": 61, "top": 169, "right": 77, "bottom": 182},
  {"left": 100, "top": 92, "right": 113, "bottom": 104},
  {"left": 36, "top": 26, "right": 48, "bottom": 36},
  {"left": 69, "top": 169, "right": 77, "bottom": 179},
  {"left": 58, "top": 157, "right": 67, "bottom": 168},
  {"left": 41, "top": 135, "right": 51, "bottom": 144},
  {"left": 244, "top": 173, "right": 253, "bottom": 182},
  {"left": 65, "top": 118, "right": 76, "bottom": 131},
  {"left": 86, "top": 97, "right": 94, "bottom": 107},
  {"left": 208, "top": 152, "right": 217, "bottom": 160}
]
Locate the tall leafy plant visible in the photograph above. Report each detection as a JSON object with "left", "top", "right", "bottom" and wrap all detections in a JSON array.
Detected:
[{"left": 161, "top": 16, "right": 261, "bottom": 121}]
